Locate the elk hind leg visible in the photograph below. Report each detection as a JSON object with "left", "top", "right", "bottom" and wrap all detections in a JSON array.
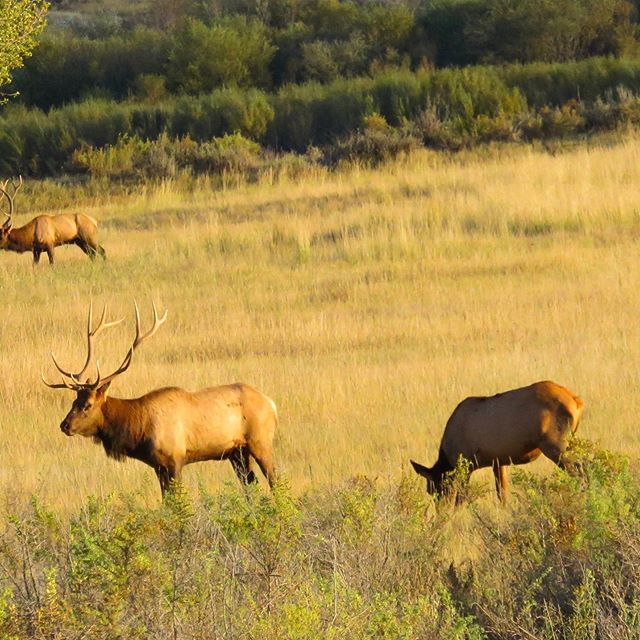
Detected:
[
  {"left": 230, "top": 447, "right": 257, "bottom": 486},
  {"left": 492, "top": 460, "right": 510, "bottom": 504}
]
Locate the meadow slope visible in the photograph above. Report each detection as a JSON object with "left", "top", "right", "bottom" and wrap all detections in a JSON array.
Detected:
[{"left": 0, "top": 135, "right": 639, "bottom": 510}]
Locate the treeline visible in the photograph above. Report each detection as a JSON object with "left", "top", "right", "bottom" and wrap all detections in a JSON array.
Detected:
[
  {"left": 10, "top": 0, "right": 640, "bottom": 109},
  {"left": 3, "top": 58, "right": 640, "bottom": 178}
]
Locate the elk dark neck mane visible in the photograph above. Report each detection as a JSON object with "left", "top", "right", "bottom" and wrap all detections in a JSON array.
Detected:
[
  {"left": 95, "top": 396, "right": 152, "bottom": 462},
  {"left": 4, "top": 223, "right": 33, "bottom": 252},
  {"left": 433, "top": 447, "right": 455, "bottom": 476}
]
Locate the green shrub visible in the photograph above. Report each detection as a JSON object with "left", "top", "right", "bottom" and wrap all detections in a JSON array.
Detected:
[
  {"left": 500, "top": 57, "right": 640, "bottom": 107},
  {"left": 1, "top": 444, "right": 640, "bottom": 638},
  {"left": 6, "top": 59, "right": 640, "bottom": 176},
  {"left": 326, "top": 113, "right": 421, "bottom": 166},
  {"left": 166, "top": 17, "right": 276, "bottom": 94},
  {"left": 72, "top": 132, "right": 277, "bottom": 181}
]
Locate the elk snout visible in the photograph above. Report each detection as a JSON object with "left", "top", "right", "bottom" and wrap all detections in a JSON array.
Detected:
[{"left": 60, "top": 419, "right": 71, "bottom": 435}]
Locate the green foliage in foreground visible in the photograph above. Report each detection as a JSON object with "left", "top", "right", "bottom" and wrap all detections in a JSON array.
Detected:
[{"left": 0, "top": 441, "right": 639, "bottom": 639}]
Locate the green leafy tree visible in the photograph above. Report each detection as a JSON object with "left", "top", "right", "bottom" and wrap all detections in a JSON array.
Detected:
[
  {"left": 167, "top": 17, "right": 276, "bottom": 93},
  {"left": 422, "top": 0, "right": 636, "bottom": 66},
  {"left": 0, "top": 0, "right": 48, "bottom": 98}
]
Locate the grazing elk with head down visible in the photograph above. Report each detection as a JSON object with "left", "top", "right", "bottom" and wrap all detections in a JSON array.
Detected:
[
  {"left": 411, "top": 381, "right": 584, "bottom": 503},
  {"left": 0, "top": 176, "right": 106, "bottom": 265},
  {"left": 43, "top": 303, "right": 277, "bottom": 497}
]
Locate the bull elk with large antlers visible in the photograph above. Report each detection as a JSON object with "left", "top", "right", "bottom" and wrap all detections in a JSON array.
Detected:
[
  {"left": 0, "top": 176, "right": 106, "bottom": 265},
  {"left": 43, "top": 304, "right": 277, "bottom": 496},
  {"left": 411, "top": 381, "right": 584, "bottom": 503}
]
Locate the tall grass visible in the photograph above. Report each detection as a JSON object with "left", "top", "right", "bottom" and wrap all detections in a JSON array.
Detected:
[{"left": 0, "top": 133, "right": 639, "bottom": 511}]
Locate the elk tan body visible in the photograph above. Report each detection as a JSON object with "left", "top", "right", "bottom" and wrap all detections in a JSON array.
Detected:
[
  {"left": 411, "top": 381, "right": 584, "bottom": 502},
  {"left": 0, "top": 177, "right": 106, "bottom": 264},
  {"left": 44, "top": 304, "right": 277, "bottom": 496},
  {"left": 2, "top": 213, "right": 106, "bottom": 264},
  {"left": 69, "top": 383, "right": 277, "bottom": 494}
]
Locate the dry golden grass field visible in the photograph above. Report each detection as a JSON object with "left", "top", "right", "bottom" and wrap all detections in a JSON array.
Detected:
[{"left": 1, "top": 134, "right": 639, "bottom": 512}]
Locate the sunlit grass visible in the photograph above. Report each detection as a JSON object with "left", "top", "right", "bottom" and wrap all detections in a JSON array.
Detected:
[{"left": 1, "top": 134, "right": 639, "bottom": 511}]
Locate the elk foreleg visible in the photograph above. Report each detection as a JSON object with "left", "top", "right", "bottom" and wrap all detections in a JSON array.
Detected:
[
  {"left": 46, "top": 247, "right": 55, "bottom": 264},
  {"left": 492, "top": 460, "right": 510, "bottom": 504},
  {"left": 156, "top": 464, "right": 183, "bottom": 498},
  {"left": 230, "top": 447, "right": 257, "bottom": 486},
  {"left": 32, "top": 248, "right": 41, "bottom": 265},
  {"left": 76, "top": 238, "right": 105, "bottom": 261}
]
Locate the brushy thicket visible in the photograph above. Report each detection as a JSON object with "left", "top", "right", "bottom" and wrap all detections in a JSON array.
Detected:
[
  {"left": 1, "top": 440, "right": 639, "bottom": 639},
  {"left": 4, "top": 58, "right": 640, "bottom": 178},
  {"left": 12, "top": 0, "right": 638, "bottom": 106}
]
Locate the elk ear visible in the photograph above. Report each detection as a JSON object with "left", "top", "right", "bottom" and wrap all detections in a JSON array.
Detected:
[
  {"left": 410, "top": 459, "right": 433, "bottom": 479},
  {"left": 96, "top": 381, "right": 112, "bottom": 398}
]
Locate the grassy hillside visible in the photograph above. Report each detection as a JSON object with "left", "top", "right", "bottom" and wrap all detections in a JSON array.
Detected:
[{"left": 0, "top": 134, "right": 639, "bottom": 511}]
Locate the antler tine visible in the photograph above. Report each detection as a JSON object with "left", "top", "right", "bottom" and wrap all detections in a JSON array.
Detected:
[
  {"left": 41, "top": 370, "right": 79, "bottom": 391},
  {"left": 74, "top": 303, "right": 124, "bottom": 384},
  {"left": 93, "top": 360, "right": 102, "bottom": 389},
  {"left": 0, "top": 183, "right": 12, "bottom": 226},
  {"left": 45, "top": 303, "right": 124, "bottom": 390},
  {"left": 94, "top": 302, "right": 167, "bottom": 388},
  {"left": 50, "top": 351, "right": 78, "bottom": 380},
  {"left": 0, "top": 175, "right": 22, "bottom": 226},
  {"left": 132, "top": 301, "right": 168, "bottom": 349}
]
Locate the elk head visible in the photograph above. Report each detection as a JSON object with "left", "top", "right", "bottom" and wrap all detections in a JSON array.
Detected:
[
  {"left": 43, "top": 302, "right": 167, "bottom": 437},
  {"left": 0, "top": 175, "right": 22, "bottom": 246},
  {"left": 410, "top": 459, "right": 445, "bottom": 495}
]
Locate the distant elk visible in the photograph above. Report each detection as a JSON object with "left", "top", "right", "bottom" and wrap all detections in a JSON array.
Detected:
[
  {"left": 0, "top": 176, "right": 106, "bottom": 265},
  {"left": 411, "top": 381, "right": 584, "bottom": 503},
  {"left": 43, "top": 303, "right": 277, "bottom": 497}
]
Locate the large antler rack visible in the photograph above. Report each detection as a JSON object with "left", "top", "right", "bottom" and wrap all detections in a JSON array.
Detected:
[
  {"left": 42, "top": 302, "right": 167, "bottom": 391},
  {"left": 0, "top": 175, "right": 23, "bottom": 229}
]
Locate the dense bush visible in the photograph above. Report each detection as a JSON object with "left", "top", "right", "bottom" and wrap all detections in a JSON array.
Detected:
[
  {"left": 420, "top": 0, "right": 637, "bottom": 68},
  {"left": 326, "top": 113, "right": 421, "bottom": 166},
  {"left": 5, "top": 60, "right": 640, "bottom": 176},
  {"left": 500, "top": 57, "right": 640, "bottom": 108},
  {"left": 0, "top": 89, "right": 274, "bottom": 176},
  {"left": 12, "top": 28, "right": 170, "bottom": 108},
  {"left": 166, "top": 17, "right": 276, "bottom": 93},
  {"left": 71, "top": 132, "right": 273, "bottom": 180},
  {"left": 0, "top": 441, "right": 639, "bottom": 639},
  {"left": 11, "top": 0, "right": 640, "bottom": 110}
]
